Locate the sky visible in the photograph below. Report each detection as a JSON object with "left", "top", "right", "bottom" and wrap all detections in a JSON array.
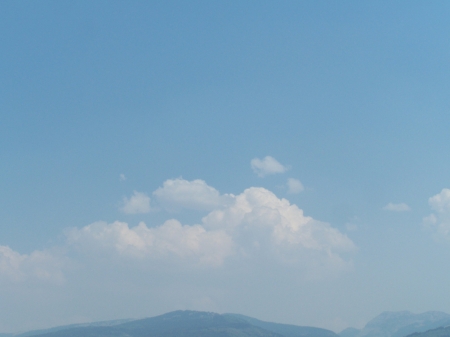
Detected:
[{"left": 2, "top": 0, "right": 450, "bottom": 333}]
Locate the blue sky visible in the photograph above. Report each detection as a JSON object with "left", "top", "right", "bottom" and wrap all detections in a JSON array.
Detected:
[{"left": 2, "top": 0, "right": 450, "bottom": 333}]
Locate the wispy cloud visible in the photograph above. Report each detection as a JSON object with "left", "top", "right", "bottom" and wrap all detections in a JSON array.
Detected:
[
  {"left": 120, "top": 191, "right": 151, "bottom": 214},
  {"left": 383, "top": 202, "right": 411, "bottom": 212},
  {"left": 251, "top": 156, "right": 288, "bottom": 177},
  {"left": 0, "top": 246, "right": 65, "bottom": 284},
  {"left": 287, "top": 178, "right": 304, "bottom": 194}
]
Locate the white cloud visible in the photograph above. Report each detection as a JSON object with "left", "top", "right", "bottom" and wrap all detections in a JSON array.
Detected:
[
  {"left": 424, "top": 188, "right": 450, "bottom": 240},
  {"left": 120, "top": 191, "right": 151, "bottom": 214},
  {"left": 67, "top": 220, "right": 233, "bottom": 267},
  {"left": 0, "top": 246, "right": 64, "bottom": 284},
  {"left": 251, "top": 156, "right": 288, "bottom": 177},
  {"left": 429, "top": 188, "right": 450, "bottom": 213},
  {"left": 153, "top": 178, "right": 232, "bottom": 211},
  {"left": 287, "top": 178, "right": 304, "bottom": 194},
  {"left": 73, "top": 184, "right": 355, "bottom": 273},
  {"left": 383, "top": 202, "right": 411, "bottom": 212},
  {"left": 0, "top": 179, "right": 359, "bottom": 331},
  {"left": 0, "top": 180, "right": 353, "bottom": 292},
  {"left": 119, "top": 174, "right": 126, "bottom": 181},
  {"left": 202, "top": 187, "right": 355, "bottom": 270}
]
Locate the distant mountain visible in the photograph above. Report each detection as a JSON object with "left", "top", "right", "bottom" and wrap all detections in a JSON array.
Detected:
[
  {"left": 6, "top": 310, "right": 449, "bottom": 337},
  {"left": 339, "top": 328, "right": 360, "bottom": 337},
  {"left": 339, "top": 311, "right": 450, "bottom": 337},
  {"left": 15, "top": 319, "right": 133, "bottom": 337},
  {"left": 1, "top": 311, "right": 338, "bottom": 337},
  {"left": 226, "top": 314, "right": 338, "bottom": 337},
  {"left": 12, "top": 311, "right": 283, "bottom": 337},
  {"left": 406, "top": 326, "right": 450, "bottom": 337}
]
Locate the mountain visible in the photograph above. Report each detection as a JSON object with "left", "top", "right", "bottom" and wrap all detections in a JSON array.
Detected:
[
  {"left": 339, "top": 328, "right": 360, "bottom": 337},
  {"left": 1, "top": 311, "right": 338, "bottom": 337},
  {"left": 15, "top": 319, "right": 134, "bottom": 337},
  {"left": 11, "top": 311, "right": 283, "bottom": 337},
  {"left": 406, "top": 326, "right": 450, "bottom": 337},
  {"left": 226, "top": 314, "right": 338, "bottom": 337},
  {"left": 339, "top": 311, "right": 450, "bottom": 337}
]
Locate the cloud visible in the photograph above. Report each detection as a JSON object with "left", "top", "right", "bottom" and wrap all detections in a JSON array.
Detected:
[
  {"left": 2, "top": 181, "right": 354, "bottom": 292},
  {"left": 120, "top": 191, "right": 151, "bottom": 214},
  {"left": 287, "top": 178, "right": 304, "bottom": 194},
  {"left": 0, "top": 246, "right": 65, "bottom": 284},
  {"left": 153, "top": 178, "right": 233, "bottom": 211},
  {"left": 423, "top": 188, "right": 450, "bottom": 240},
  {"left": 429, "top": 188, "right": 450, "bottom": 213},
  {"left": 0, "top": 179, "right": 358, "bottom": 331},
  {"left": 67, "top": 220, "right": 233, "bottom": 267},
  {"left": 202, "top": 187, "right": 355, "bottom": 269},
  {"left": 119, "top": 174, "right": 126, "bottom": 181},
  {"left": 383, "top": 202, "right": 411, "bottom": 212},
  {"left": 251, "top": 156, "right": 288, "bottom": 177},
  {"left": 72, "top": 184, "right": 355, "bottom": 273}
]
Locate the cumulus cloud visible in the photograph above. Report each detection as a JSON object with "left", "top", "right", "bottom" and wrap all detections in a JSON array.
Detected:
[
  {"left": 423, "top": 188, "right": 450, "bottom": 240},
  {"left": 120, "top": 191, "right": 151, "bottom": 214},
  {"left": 67, "top": 220, "right": 233, "bottom": 267},
  {"left": 71, "top": 184, "right": 355, "bottom": 273},
  {"left": 383, "top": 202, "right": 411, "bottom": 212},
  {"left": 153, "top": 178, "right": 232, "bottom": 211},
  {"left": 429, "top": 188, "right": 450, "bottom": 213},
  {"left": 0, "top": 246, "right": 64, "bottom": 283},
  {"left": 287, "top": 178, "right": 304, "bottom": 194},
  {"left": 5, "top": 180, "right": 354, "bottom": 287},
  {"left": 251, "top": 156, "right": 288, "bottom": 177},
  {"left": 202, "top": 187, "right": 355, "bottom": 267}
]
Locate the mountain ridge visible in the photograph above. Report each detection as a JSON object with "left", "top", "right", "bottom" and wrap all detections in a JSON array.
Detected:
[
  {"left": 3, "top": 310, "right": 450, "bottom": 337},
  {"left": 0, "top": 311, "right": 338, "bottom": 337}
]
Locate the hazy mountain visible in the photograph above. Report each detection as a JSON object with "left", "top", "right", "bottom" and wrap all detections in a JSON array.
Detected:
[
  {"left": 339, "top": 311, "right": 450, "bottom": 337},
  {"left": 339, "top": 328, "right": 360, "bottom": 337},
  {"left": 15, "top": 319, "right": 133, "bottom": 337},
  {"left": 17, "top": 311, "right": 284, "bottom": 337},
  {"left": 1, "top": 311, "right": 339, "bottom": 337},
  {"left": 406, "top": 326, "right": 450, "bottom": 337},
  {"left": 5, "top": 310, "right": 449, "bottom": 337},
  {"left": 226, "top": 314, "right": 338, "bottom": 337}
]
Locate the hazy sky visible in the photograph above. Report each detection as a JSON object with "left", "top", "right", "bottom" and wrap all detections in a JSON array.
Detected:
[{"left": 2, "top": 1, "right": 450, "bottom": 333}]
